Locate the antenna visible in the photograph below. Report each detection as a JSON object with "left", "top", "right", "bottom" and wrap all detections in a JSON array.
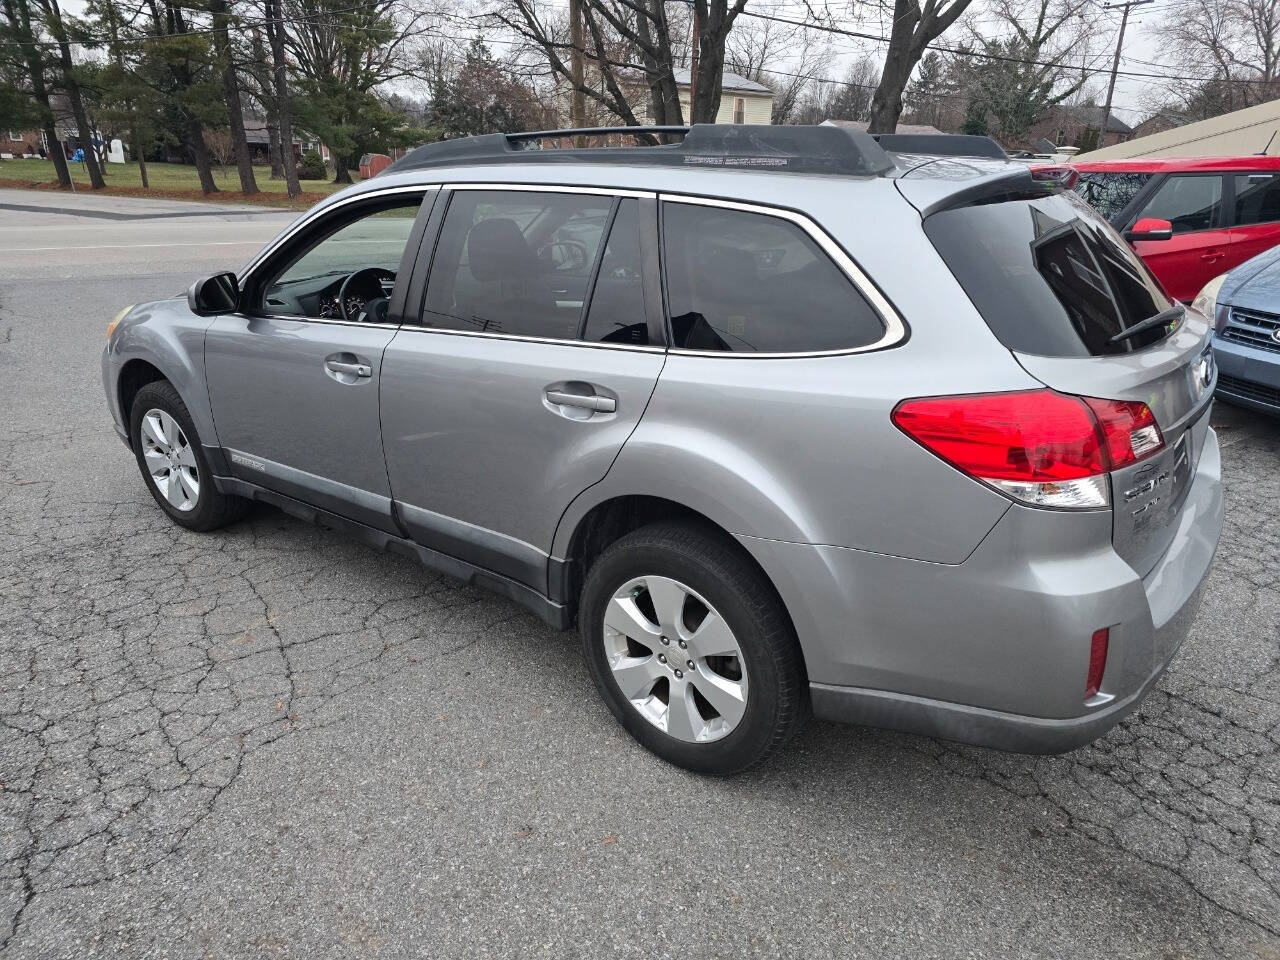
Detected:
[{"left": 1258, "top": 129, "right": 1278, "bottom": 156}]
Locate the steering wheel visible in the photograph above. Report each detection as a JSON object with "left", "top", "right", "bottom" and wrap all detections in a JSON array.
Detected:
[{"left": 338, "top": 267, "right": 396, "bottom": 323}]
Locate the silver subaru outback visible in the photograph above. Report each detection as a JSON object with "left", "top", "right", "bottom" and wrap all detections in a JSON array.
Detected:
[{"left": 102, "top": 125, "right": 1223, "bottom": 775}]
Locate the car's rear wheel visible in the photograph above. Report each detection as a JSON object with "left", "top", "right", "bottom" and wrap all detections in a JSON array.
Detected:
[
  {"left": 580, "top": 521, "right": 805, "bottom": 775},
  {"left": 129, "top": 381, "right": 248, "bottom": 531}
]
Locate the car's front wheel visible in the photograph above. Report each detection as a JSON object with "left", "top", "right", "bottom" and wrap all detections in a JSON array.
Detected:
[
  {"left": 580, "top": 521, "right": 805, "bottom": 775},
  {"left": 129, "top": 380, "right": 248, "bottom": 531}
]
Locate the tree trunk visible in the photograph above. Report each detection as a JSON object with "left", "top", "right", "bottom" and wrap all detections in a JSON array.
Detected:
[
  {"left": 868, "top": 47, "right": 915, "bottom": 133},
  {"left": 267, "top": 123, "right": 283, "bottom": 179},
  {"left": 265, "top": 0, "right": 300, "bottom": 198},
  {"left": 134, "top": 129, "right": 149, "bottom": 189},
  {"left": 186, "top": 117, "right": 219, "bottom": 194},
  {"left": 56, "top": 42, "right": 106, "bottom": 188},
  {"left": 210, "top": 0, "right": 258, "bottom": 195},
  {"left": 333, "top": 152, "right": 352, "bottom": 184}
]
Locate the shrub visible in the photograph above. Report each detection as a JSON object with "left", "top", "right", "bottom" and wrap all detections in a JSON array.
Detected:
[{"left": 298, "top": 150, "right": 327, "bottom": 180}]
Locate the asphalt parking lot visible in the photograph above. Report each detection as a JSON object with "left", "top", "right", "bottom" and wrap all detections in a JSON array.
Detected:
[{"left": 1, "top": 186, "right": 1278, "bottom": 959}]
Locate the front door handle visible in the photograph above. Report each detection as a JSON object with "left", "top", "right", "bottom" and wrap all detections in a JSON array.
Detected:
[
  {"left": 1201, "top": 249, "right": 1224, "bottom": 262},
  {"left": 545, "top": 389, "right": 616, "bottom": 413},
  {"left": 325, "top": 358, "right": 371, "bottom": 379}
]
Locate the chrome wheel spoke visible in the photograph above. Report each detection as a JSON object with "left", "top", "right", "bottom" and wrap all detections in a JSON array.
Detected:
[
  {"left": 665, "top": 685, "right": 704, "bottom": 742},
  {"left": 604, "top": 594, "right": 662, "bottom": 641},
  {"left": 643, "top": 576, "right": 689, "bottom": 636},
  {"left": 176, "top": 467, "right": 199, "bottom": 503},
  {"left": 160, "top": 471, "right": 184, "bottom": 507},
  {"left": 690, "top": 672, "right": 747, "bottom": 729},
  {"left": 610, "top": 655, "right": 661, "bottom": 700},
  {"left": 143, "top": 448, "right": 169, "bottom": 475},
  {"left": 685, "top": 610, "right": 738, "bottom": 659},
  {"left": 141, "top": 412, "right": 169, "bottom": 451}
]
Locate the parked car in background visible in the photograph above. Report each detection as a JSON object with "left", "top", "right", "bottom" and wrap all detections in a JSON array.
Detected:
[
  {"left": 1073, "top": 156, "right": 1280, "bottom": 302},
  {"left": 1192, "top": 244, "right": 1280, "bottom": 415}
]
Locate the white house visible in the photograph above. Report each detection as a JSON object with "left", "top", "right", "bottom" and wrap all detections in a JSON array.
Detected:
[{"left": 652, "top": 69, "right": 774, "bottom": 125}]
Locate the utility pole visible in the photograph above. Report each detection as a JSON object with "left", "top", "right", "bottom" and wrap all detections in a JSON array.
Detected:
[
  {"left": 1101, "top": 0, "right": 1152, "bottom": 147},
  {"left": 569, "top": 0, "right": 585, "bottom": 144},
  {"left": 689, "top": 8, "right": 700, "bottom": 123}
]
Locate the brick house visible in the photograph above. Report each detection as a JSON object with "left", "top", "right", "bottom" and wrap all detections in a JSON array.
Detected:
[{"left": 1026, "top": 104, "right": 1134, "bottom": 152}]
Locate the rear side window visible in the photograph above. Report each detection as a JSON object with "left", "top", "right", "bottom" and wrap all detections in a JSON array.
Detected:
[
  {"left": 1073, "top": 172, "right": 1151, "bottom": 220},
  {"left": 422, "top": 190, "right": 611, "bottom": 340},
  {"left": 661, "top": 202, "right": 884, "bottom": 353},
  {"left": 1234, "top": 173, "right": 1280, "bottom": 226},
  {"left": 1136, "top": 174, "right": 1222, "bottom": 233},
  {"left": 925, "top": 189, "right": 1174, "bottom": 357}
]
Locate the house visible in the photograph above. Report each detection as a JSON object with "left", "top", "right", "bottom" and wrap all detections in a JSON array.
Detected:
[
  {"left": 660, "top": 69, "right": 773, "bottom": 125},
  {"left": 821, "top": 119, "right": 943, "bottom": 136},
  {"left": 1075, "top": 97, "right": 1280, "bottom": 160},
  {"left": 561, "top": 69, "right": 774, "bottom": 127},
  {"left": 1027, "top": 104, "right": 1134, "bottom": 152},
  {"left": 241, "top": 113, "right": 326, "bottom": 164}
]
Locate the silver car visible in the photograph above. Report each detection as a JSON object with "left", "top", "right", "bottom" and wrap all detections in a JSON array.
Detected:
[{"left": 102, "top": 126, "right": 1223, "bottom": 774}]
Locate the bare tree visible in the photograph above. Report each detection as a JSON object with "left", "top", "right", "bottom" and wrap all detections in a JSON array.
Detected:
[
  {"left": 262, "top": 0, "right": 300, "bottom": 197},
  {"left": 1159, "top": 0, "right": 1280, "bottom": 109},
  {"left": 725, "top": 13, "right": 828, "bottom": 123},
  {"left": 493, "top": 0, "right": 751, "bottom": 127},
  {"left": 209, "top": 0, "right": 258, "bottom": 194},
  {"left": 868, "top": 0, "right": 975, "bottom": 133}
]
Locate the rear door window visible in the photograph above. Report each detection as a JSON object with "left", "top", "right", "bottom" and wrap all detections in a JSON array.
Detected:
[
  {"left": 924, "top": 189, "right": 1174, "bottom": 357},
  {"left": 660, "top": 201, "right": 885, "bottom": 353},
  {"left": 1073, "top": 172, "right": 1152, "bottom": 220},
  {"left": 1233, "top": 173, "right": 1280, "bottom": 225},
  {"left": 422, "top": 190, "right": 612, "bottom": 340},
  {"left": 1135, "top": 174, "right": 1223, "bottom": 233}
]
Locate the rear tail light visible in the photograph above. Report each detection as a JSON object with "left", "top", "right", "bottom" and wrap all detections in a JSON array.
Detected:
[
  {"left": 891, "top": 389, "right": 1163, "bottom": 509},
  {"left": 1085, "top": 627, "right": 1110, "bottom": 699}
]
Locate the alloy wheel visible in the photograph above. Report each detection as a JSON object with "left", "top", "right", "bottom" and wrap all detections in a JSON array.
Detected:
[
  {"left": 139, "top": 408, "right": 200, "bottom": 512},
  {"left": 602, "top": 575, "right": 749, "bottom": 743}
]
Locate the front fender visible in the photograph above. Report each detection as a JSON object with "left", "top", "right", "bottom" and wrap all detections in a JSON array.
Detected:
[{"left": 105, "top": 298, "right": 219, "bottom": 446}]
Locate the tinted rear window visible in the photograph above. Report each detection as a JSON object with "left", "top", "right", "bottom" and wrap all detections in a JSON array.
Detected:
[{"left": 924, "top": 189, "right": 1174, "bottom": 357}]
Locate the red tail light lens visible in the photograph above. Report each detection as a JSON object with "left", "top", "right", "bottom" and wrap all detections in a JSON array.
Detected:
[
  {"left": 1030, "top": 164, "right": 1080, "bottom": 189},
  {"left": 891, "top": 389, "right": 1163, "bottom": 509},
  {"left": 1081, "top": 397, "right": 1163, "bottom": 467},
  {"left": 1085, "top": 627, "right": 1110, "bottom": 699}
]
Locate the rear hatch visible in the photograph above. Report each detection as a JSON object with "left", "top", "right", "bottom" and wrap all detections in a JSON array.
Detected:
[{"left": 910, "top": 174, "right": 1215, "bottom": 577}]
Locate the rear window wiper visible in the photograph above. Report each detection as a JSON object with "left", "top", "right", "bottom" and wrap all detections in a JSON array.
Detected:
[{"left": 1109, "top": 304, "right": 1184, "bottom": 345}]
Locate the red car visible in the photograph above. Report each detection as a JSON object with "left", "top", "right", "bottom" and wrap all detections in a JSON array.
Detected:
[{"left": 1072, "top": 156, "right": 1280, "bottom": 302}]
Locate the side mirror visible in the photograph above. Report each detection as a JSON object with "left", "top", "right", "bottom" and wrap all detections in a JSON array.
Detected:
[
  {"left": 1125, "top": 217, "right": 1173, "bottom": 242},
  {"left": 187, "top": 272, "right": 239, "bottom": 316}
]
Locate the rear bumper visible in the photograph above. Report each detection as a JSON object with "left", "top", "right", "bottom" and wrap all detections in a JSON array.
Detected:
[{"left": 741, "top": 427, "right": 1223, "bottom": 754}]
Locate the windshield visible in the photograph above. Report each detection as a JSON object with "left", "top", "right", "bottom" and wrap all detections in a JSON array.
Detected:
[{"left": 924, "top": 189, "right": 1175, "bottom": 357}]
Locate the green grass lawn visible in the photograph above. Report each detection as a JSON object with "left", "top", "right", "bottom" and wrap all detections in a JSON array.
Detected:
[{"left": 0, "top": 156, "right": 359, "bottom": 206}]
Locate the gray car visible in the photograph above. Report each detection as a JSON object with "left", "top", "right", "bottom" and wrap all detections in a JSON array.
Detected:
[
  {"left": 1192, "top": 243, "right": 1280, "bottom": 415},
  {"left": 102, "top": 125, "right": 1224, "bottom": 774}
]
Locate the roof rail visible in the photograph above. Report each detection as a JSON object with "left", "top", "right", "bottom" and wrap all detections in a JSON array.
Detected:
[
  {"left": 385, "top": 124, "right": 895, "bottom": 177},
  {"left": 871, "top": 133, "right": 1009, "bottom": 161}
]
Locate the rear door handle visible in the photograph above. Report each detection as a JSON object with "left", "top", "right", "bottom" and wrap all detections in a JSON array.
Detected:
[
  {"left": 545, "top": 389, "right": 616, "bottom": 413},
  {"left": 325, "top": 359, "right": 371, "bottom": 378}
]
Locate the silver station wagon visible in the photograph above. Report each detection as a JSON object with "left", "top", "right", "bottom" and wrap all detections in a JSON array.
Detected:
[{"left": 103, "top": 125, "right": 1223, "bottom": 774}]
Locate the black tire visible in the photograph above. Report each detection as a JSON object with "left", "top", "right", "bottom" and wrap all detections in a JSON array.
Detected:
[
  {"left": 579, "top": 520, "right": 806, "bottom": 775},
  {"left": 129, "top": 380, "right": 249, "bottom": 532}
]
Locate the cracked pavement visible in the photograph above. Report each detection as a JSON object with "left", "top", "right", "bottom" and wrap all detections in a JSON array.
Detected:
[{"left": 1, "top": 190, "right": 1278, "bottom": 959}]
